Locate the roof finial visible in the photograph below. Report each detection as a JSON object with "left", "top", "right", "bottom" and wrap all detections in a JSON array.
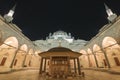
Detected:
[
  {"left": 4, "top": 4, "right": 16, "bottom": 23},
  {"left": 104, "top": 3, "right": 117, "bottom": 22}
]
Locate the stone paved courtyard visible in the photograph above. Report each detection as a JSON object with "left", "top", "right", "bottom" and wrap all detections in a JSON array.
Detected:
[{"left": 0, "top": 69, "right": 120, "bottom": 80}]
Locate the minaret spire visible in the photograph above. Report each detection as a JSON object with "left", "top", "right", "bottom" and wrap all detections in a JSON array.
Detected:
[
  {"left": 104, "top": 3, "right": 114, "bottom": 16},
  {"left": 11, "top": 4, "right": 16, "bottom": 11},
  {"left": 104, "top": 3, "right": 117, "bottom": 22},
  {"left": 4, "top": 4, "right": 16, "bottom": 23}
]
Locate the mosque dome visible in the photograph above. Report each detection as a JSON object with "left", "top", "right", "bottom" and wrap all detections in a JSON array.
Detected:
[
  {"left": 48, "top": 30, "right": 73, "bottom": 41},
  {"left": 53, "top": 30, "right": 67, "bottom": 36}
]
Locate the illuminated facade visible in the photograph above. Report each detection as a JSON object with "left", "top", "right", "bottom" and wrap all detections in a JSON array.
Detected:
[{"left": 33, "top": 30, "right": 87, "bottom": 52}]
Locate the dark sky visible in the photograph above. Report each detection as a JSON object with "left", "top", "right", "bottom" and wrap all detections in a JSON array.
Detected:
[{"left": 0, "top": 0, "right": 120, "bottom": 41}]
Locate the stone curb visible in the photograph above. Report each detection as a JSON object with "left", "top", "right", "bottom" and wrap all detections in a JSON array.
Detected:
[
  {"left": 0, "top": 68, "right": 39, "bottom": 74},
  {"left": 82, "top": 68, "right": 120, "bottom": 75}
]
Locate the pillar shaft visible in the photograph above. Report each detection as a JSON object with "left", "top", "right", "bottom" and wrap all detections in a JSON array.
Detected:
[
  {"left": 93, "top": 53, "right": 99, "bottom": 67},
  {"left": 22, "top": 53, "right": 28, "bottom": 67},
  {"left": 101, "top": 48, "right": 111, "bottom": 68},
  {"left": 74, "top": 58, "right": 77, "bottom": 73},
  {"left": 39, "top": 57, "right": 43, "bottom": 74},
  {"left": 77, "top": 58, "right": 81, "bottom": 75},
  {"left": 44, "top": 58, "right": 46, "bottom": 72},
  {"left": 10, "top": 48, "right": 19, "bottom": 68},
  {"left": 87, "top": 54, "right": 91, "bottom": 67}
]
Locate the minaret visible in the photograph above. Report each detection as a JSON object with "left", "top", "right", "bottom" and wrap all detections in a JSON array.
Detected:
[
  {"left": 104, "top": 3, "right": 117, "bottom": 22},
  {"left": 4, "top": 4, "right": 16, "bottom": 23}
]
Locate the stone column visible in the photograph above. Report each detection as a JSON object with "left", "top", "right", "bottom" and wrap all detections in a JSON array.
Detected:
[
  {"left": 87, "top": 54, "right": 91, "bottom": 67},
  {"left": 39, "top": 57, "right": 43, "bottom": 74},
  {"left": 49, "top": 56, "right": 52, "bottom": 75},
  {"left": 101, "top": 48, "right": 111, "bottom": 68},
  {"left": 44, "top": 58, "right": 46, "bottom": 72},
  {"left": 74, "top": 58, "right": 77, "bottom": 74},
  {"left": 93, "top": 52, "right": 99, "bottom": 67},
  {"left": 77, "top": 58, "right": 81, "bottom": 75},
  {"left": 22, "top": 52, "right": 28, "bottom": 67},
  {"left": 67, "top": 57, "right": 70, "bottom": 73},
  {"left": 10, "top": 48, "right": 19, "bottom": 68}
]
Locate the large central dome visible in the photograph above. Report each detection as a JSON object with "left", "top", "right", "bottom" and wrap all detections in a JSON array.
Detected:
[
  {"left": 49, "top": 30, "right": 73, "bottom": 40},
  {"left": 53, "top": 30, "right": 68, "bottom": 36}
]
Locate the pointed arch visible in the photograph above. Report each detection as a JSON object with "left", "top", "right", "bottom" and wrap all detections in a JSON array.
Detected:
[
  {"left": 102, "top": 36, "right": 118, "bottom": 48},
  {"left": 25, "top": 49, "right": 34, "bottom": 67},
  {"left": 87, "top": 48, "right": 96, "bottom": 67},
  {"left": 93, "top": 44, "right": 105, "bottom": 67},
  {"left": 80, "top": 50, "right": 89, "bottom": 68},
  {"left": 0, "top": 36, "right": 18, "bottom": 67},
  {"left": 80, "top": 50, "right": 87, "bottom": 55},
  {"left": 2, "top": 36, "right": 18, "bottom": 48},
  {"left": 102, "top": 36, "right": 120, "bottom": 67},
  {"left": 20, "top": 44, "right": 28, "bottom": 53},
  {"left": 13, "top": 44, "right": 28, "bottom": 69}
]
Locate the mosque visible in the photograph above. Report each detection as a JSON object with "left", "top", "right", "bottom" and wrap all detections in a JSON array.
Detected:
[
  {"left": 33, "top": 30, "right": 87, "bottom": 52},
  {"left": 0, "top": 3, "right": 120, "bottom": 80}
]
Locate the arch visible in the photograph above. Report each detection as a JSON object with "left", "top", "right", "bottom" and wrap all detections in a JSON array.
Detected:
[
  {"left": 102, "top": 36, "right": 120, "bottom": 67},
  {"left": 0, "top": 37, "right": 18, "bottom": 67},
  {"left": 80, "top": 50, "right": 89, "bottom": 68},
  {"left": 1, "top": 36, "right": 18, "bottom": 48},
  {"left": 87, "top": 48, "right": 96, "bottom": 67},
  {"left": 31, "top": 50, "right": 40, "bottom": 67},
  {"left": 80, "top": 50, "right": 87, "bottom": 55},
  {"left": 28, "top": 49, "right": 33, "bottom": 54},
  {"left": 102, "top": 36, "right": 118, "bottom": 48},
  {"left": 93, "top": 44, "right": 101, "bottom": 52},
  {"left": 87, "top": 48, "right": 92, "bottom": 54},
  {"left": 20, "top": 44, "right": 28, "bottom": 53},
  {"left": 13, "top": 44, "right": 28, "bottom": 68},
  {"left": 93, "top": 44, "right": 105, "bottom": 67},
  {"left": 24, "top": 49, "right": 34, "bottom": 67}
]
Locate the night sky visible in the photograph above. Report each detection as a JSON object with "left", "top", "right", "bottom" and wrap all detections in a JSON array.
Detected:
[{"left": 0, "top": 0, "right": 120, "bottom": 41}]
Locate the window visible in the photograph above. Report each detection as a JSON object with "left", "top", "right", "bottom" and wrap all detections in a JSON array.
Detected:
[
  {"left": 14, "top": 59, "right": 17, "bottom": 66},
  {"left": 0, "top": 57, "right": 7, "bottom": 66}
]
